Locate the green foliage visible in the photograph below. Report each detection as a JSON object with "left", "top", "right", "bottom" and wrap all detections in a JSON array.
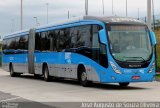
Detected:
[
  {"left": 155, "top": 29, "right": 160, "bottom": 72},
  {"left": 156, "top": 74, "right": 160, "bottom": 79},
  {"left": 156, "top": 45, "right": 160, "bottom": 71},
  {"left": 0, "top": 55, "right": 1, "bottom": 66}
]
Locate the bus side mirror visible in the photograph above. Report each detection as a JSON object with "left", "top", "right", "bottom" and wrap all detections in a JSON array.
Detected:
[
  {"left": 99, "top": 29, "right": 107, "bottom": 45},
  {"left": 150, "top": 31, "right": 156, "bottom": 46}
]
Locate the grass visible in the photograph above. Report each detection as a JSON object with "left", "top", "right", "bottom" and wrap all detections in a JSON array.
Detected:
[
  {"left": 155, "top": 28, "right": 160, "bottom": 72},
  {"left": 156, "top": 74, "right": 160, "bottom": 79},
  {"left": 156, "top": 45, "right": 160, "bottom": 72}
]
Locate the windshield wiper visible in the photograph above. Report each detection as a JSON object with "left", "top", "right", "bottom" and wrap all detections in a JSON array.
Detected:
[{"left": 123, "top": 56, "right": 146, "bottom": 62}]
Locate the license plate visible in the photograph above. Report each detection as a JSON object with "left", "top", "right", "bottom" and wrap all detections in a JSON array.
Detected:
[{"left": 132, "top": 76, "right": 140, "bottom": 80}]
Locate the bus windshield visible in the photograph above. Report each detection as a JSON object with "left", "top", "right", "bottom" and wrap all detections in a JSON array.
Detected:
[{"left": 108, "top": 25, "right": 152, "bottom": 62}]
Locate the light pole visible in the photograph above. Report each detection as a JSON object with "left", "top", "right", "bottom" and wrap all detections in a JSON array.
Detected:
[
  {"left": 85, "top": 0, "right": 88, "bottom": 15},
  {"left": 112, "top": 0, "right": 114, "bottom": 15},
  {"left": 126, "top": 0, "right": 128, "bottom": 16},
  {"left": 33, "top": 17, "right": 38, "bottom": 27},
  {"left": 20, "top": 0, "right": 23, "bottom": 30},
  {"left": 152, "top": 0, "right": 155, "bottom": 30},
  {"left": 46, "top": 3, "right": 49, "bottom": 24},
  {"left": 147, "top": 0, "right": 152, "bottom": 30},
  {"left": 102, "top": 0, "right": 104, "bottom": 15},
  {"left": 138, "top": 8, "right": 139, "bottom": 20},
  {"left": 68, "top": 10, "right": 70, "bottom": 19}
]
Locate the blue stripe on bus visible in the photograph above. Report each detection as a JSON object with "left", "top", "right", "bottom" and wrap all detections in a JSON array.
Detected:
[{"left": 2, "top": 51, "right": 155, "bottom": 83}]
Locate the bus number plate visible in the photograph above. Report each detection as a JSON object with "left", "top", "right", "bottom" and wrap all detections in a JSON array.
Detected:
[{"left": 132, "top": 76, "right": 140, "bottom": 80}]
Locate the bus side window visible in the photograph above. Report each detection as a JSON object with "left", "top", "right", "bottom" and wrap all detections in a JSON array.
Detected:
[
  {"left": 55, "top": 30, "right": 60, "bottom": 51},
  {"left": 41, "top": 32, "right": 50, "bottom": 51},
  {"left": 19, "top": 36, "right": 27, "bottom": 50},
  {"left": 92, "top": 25, "right": 100, "bottom": 63},
  {"left": 92, "top": 25, "right": 108, "bottom": 68},
  {"left": 76, "top": 27, "right": 84, "bottom": 47},
  {"left": 48, "top": 31, "right": 54, "bottom": 51},
  {"left": 2, "top": 40, "right": 7, "bottom": 54},
  {"left": 70, "top": 27, "right": 77, "bottom": 48},
  {"left": 35, "top": 32, "right": 41, "bottom": 51},
  {"left": 24, "top": 35, "right": 28, "bottom": 50},
  {"left": 78, "top": 25, "right": 92, "bottom": 48},
  {"left": 58, "top": 29, "right": 66, "bottom": 51},
  {"left": 7, "top": 38, "right": 16, "bottom": 50},
  {"left": 15, "top": 37, "right": 20, "bottom": 50},
  {"left": 52, "top": 30, "right": 58, "bottom": 51},
  {"left": 64, "top": 28, "right": 70, "bottom": 50}
]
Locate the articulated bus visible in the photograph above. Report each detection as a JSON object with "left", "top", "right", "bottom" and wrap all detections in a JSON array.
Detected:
[{"left": 2, "top": 16, "right": 156, "bottom": 87}]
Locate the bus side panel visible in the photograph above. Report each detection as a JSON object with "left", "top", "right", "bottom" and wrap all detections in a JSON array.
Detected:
[
  {"left": 2, "top": 54, "right": 9, "bottom": 72},
  {"left": 70, "top": 53, "right": 100, "bottom": 82},
  {"left": 2, "top": 53, "right": 27, "bottom": 73},
  {"left": 12, "top": 53, "right": 27, "bottom": 73},
  {"left": 36, "top": 52, "right": 76, "bottom": 78},
  {"left": 34, "top": 52, "right": 60, "bottom": 76}
]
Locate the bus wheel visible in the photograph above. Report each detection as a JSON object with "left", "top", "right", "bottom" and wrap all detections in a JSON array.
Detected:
[
  {"left": 80, "top": 69, "right": 90, "bottom": 87},
  {"left": 10, "top": 65, "right": 16, "bottom": 77},
  {"left": 43, "top": 65, "right": 51, "bottom": 82},
  {"left": 34, "top": 74, "right": 40, "bottom": 79},
  {"left": 119, "top": 82, "right": 129, "bottom": 87}
]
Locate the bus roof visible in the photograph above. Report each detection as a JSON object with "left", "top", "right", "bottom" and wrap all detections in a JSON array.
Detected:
[
  {"left": 3, "top": 29, "right": 29, "bottom": 39},
  {"left": 3, "top": 16, "right": 145, "bottom": 39},
  {"left": 36, "top": 16, "right": 145, "bottom": 30},
  {"left": 84, "top": 16, "right": 145, "bottom": 25}
]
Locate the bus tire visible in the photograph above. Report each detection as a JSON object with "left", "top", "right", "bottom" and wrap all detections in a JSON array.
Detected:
[
  {"left": 79, "top": 67, "right": 90, "bottom": 87},
  {"left": 119, "top": 82, "right": 129, "bottom": 87},
  {"left": 43, "top": 65, "right": 51, "bottom": 82},
  {"left": 10, "top": 64, "right": 16, "bottom": 77},
  {"left": 34, "top": 74, "right": 41, "bottom": 79}
]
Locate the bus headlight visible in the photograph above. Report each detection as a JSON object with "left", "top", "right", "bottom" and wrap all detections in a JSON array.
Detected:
[
  {"left": 148, "top": 62, "right": 155, "bottom": 73},
  {"left": 110, "top": 61, "right": 122, "bottom": 74}
]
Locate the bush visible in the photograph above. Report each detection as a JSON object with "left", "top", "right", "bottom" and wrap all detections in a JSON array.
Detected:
[
  {"left": 156, "top": 45, "right": 160, "bottom": 71},
  {"left": 155, "top": 28, "right": 160, "bottom": 72}
]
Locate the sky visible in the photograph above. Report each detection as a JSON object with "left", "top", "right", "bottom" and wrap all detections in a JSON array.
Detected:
[{"left": 0, "top": 0, "right": 160, "bottom": 36}]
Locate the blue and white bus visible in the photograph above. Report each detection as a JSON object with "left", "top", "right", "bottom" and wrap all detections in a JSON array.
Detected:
[{"left": 2, "top": 16, "right": 156, "bottom": 87}]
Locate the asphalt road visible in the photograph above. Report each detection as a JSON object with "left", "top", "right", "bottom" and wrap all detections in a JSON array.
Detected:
[{"left": 0, "top": 68, "right": 160, "bottom": 108}]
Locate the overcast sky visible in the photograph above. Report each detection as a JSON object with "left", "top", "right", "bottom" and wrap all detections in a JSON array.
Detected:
[{"left": 0, "top": 0, "right": 160, "bottom": 35}]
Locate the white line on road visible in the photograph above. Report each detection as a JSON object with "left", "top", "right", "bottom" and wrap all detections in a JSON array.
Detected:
[{"left": 0, "top": 97, "right": 21, "bottom": 102}]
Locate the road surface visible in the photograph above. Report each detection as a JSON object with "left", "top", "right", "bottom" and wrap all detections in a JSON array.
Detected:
[{"left": 0, "top": 68, "right": 160, "bottom": 108}]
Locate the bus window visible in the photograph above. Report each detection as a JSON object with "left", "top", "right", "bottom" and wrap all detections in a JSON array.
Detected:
[
  {"left": 70, "top": 27, "right": 77, "bottom": 48},
  {"left": 48, "top": 31, "right": 54, "bottom": 51},
  {"left": 2, "top": 40, "right": 7, "bottom": 54},
  {"left": 78, "top": 25, "right": 92, "bottom": 48},
  {"left": 64, "top": 28, "right": 71, "bottom": 50},
  {"left": 19, "top": 36, "right": 27, "bottom": 50},
  {"left": 54, "top": 30, "right": 60, "bottom": 51},
  {"left": 7, "top": 38, "right": 14, "bottom": 50},
  {"left": 41, "top": 32, "right": 50, "bottom": 51},
  {"left": 35, "top": 32, "right": 41, "bottom": 51},
  {"left": 24, "top": 35, "right": 28, "bottom": 50},
  {"left": 15, "top": 37, "right": 19, "bottom": 50},
  {"left": 92, "top": 25, "right": 108, "bottom": 68},
  {"left": 76, "top": 27, "right": 84, "bottom": 47},
  {"left": 2, "top": 40, "right": 7, "bottom": 50},
  {"left": 58, "top": 29, "right": 66, "bottom": 51},
  {"left": 92, "top": 25, "right": 100, "bottom": 63},
  {"left": 52, "top": 30, "right": 58, "bottom": 51}
]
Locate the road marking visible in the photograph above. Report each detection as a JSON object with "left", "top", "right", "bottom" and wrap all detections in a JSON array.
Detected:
[{"left": 0, "top": 97, "right": 21, "bottom": 102}]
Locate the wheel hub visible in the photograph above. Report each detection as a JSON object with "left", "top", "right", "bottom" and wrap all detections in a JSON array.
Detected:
[
  {"left": 45, "top": 69, "right": 48, "bottom": 78},
  {"left": 81, "top": 72, "right": 87, "bottom": 81}
]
